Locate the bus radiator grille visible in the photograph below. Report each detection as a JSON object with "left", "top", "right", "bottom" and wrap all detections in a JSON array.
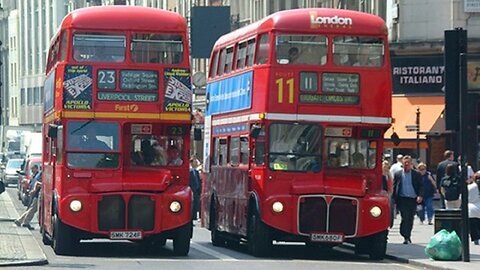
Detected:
[
  {"left": 329, "top": 198, "right": 357, "bottom": 236},
  {"left": 98, "top": 195, "right": 125, "bottom": 231},
  {"left": 299, "top": 197, "right": 327, "bottom": 234},
  {"left": 298, "top": 196, "right": 357, "bottom": 236},
  {"left": 128, "top": 195, "right": 155, "bottom": 231}
]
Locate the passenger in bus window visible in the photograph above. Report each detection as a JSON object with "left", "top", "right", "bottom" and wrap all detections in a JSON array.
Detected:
[
  {"left": 141, "top": 139, "right": 155, "bottom": 165},
  {"left": 292, "top": 136, "right": 307, "bottom": 154},
  {"left": 151, "top": 142, "right": 167, "bottom": 165},
  {"left": 73, "top": 47, "right": 88, "bottom": 61},
  {"left": 328, "top": 154, "right": 340, "bottom": 167},
  {"left": 354, "top": 46, "right": 374, "bottom": 67},
  {"left": 167, "top": 145, "right": 183, "bottom": 166},
  {"left": 352, "top": 151, "right": 366, "bottom": 168},
  {"left": 288, "top": 47, "right": 300, "bottom": 64}
]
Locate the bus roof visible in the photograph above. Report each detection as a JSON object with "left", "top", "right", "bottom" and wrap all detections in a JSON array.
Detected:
[
  {"left": 214, "top": 8, "right": 387, "bottom": 48},
  {"left": 60, "top": 6, "right": 187, "bottom": 32}
]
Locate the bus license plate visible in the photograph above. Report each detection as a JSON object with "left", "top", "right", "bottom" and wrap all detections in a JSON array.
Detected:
[
  {"left": 110, "top": 231, "right": 143, "bottom": 240},
  {"left": 310, "top": 232, "right": 344, "bottom": 243}
]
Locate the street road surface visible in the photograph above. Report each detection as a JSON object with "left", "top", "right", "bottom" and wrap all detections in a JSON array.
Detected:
[{"left": 6, "top": 187, "right": 422, "bottom": 270}]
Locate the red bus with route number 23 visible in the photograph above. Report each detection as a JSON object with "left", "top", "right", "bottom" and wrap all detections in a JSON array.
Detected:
[
  {"left": 40, "top": 6, "right": 193, "bottom": 256},
  {"left": 202, "top": 8, "right": 392, "bottom": 259}
]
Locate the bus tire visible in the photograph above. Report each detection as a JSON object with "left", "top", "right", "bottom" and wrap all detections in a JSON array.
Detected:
[
  {"left": 367, "top": 230, "right": 387, "bottom": 260},
  {"left": 247, "top": 209, "right": 271, "bottom": 257},
  {"left": 52, "top": 213, "right": 75, "bottom": 255},
  {"left": 210, "top": 202, "right": 226, "bottom": 247},
  {"left": 173, "top": 222, "right": 191, "bottom": 256}
]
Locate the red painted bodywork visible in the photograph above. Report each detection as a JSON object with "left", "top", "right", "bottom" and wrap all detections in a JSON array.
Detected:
[
  {"left": 40, "top": 6, "right": 192, "bottom": 241},
  {"left": 202, "top": 8, "right": 392, "bottom": 243}
]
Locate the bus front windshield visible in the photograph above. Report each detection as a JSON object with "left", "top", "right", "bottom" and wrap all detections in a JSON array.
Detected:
[
  {"left": 66, "top": 121, "right": 120, "bottom": 169},
  {"left": 269, "top": 123, "right": 322, "bottom": 172}
]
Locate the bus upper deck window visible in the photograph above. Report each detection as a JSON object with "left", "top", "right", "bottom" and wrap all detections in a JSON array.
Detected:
[
  {"left": 255, "top": 34, "right": 269, "bottom": 65},
  {"left": 73, "top": 34, "right": 126, "bottom": 62},
  {"left": 131, "top": 33, "right": 184, "bottom": 64},
  {"left": 333, "top": 36, "right": 384, "bottom": 67},
  {"left": 275, "top": 35, "right": 327, "bottom": 65}
]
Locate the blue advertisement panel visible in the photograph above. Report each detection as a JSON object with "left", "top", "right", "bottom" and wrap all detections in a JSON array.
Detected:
[{"left": 206, "top": 71, "right": 253, "bottom": 116}]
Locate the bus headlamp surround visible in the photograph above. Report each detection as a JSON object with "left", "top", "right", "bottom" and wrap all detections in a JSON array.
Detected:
[
  {"left": 169, "top": 201, "right": 182, "bottom": 213},
  {"left": 272, "top": 201, "right": 284, "bottom": 213},
  {"left": 370, "top": 206, "right": 382, "bottom": 218},
  {"left": 69, "top": 200, "right": 83, "bottom": 212}
]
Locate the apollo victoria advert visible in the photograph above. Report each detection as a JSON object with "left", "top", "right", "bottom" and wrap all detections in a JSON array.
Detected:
[
  {"left": 164, "top": 68, "right": 192, "bottom": 112},
  {"left": 63, "top": 65, "right": 93, "bottom": 110}
]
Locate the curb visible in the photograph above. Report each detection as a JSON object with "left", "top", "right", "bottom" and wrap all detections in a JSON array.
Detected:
[{"left": 0, "top": 259, "right": 48, "bottom": 267}]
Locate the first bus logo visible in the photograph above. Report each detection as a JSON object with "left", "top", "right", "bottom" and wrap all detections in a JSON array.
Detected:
[{"left": 309, "top": 11, "right": 353, "bottom": 28}]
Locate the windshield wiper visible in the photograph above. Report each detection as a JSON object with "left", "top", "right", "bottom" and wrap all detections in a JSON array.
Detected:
[{"left": 70, "top": 119, "right": 94, "bottom": 135}]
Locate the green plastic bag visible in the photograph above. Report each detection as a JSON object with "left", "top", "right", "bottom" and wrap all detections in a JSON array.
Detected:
[{"left": 425, "top": 229, "right": 462, "bottom": 261}]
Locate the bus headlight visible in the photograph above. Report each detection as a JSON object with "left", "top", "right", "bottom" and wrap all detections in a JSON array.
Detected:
[
  {"left": 69, "top": 200, "right": 82, "bottom": 212},
  {"left": 169, "top": 201, "right": 182, "bottom": 213},
  {"left": 272, "top": 201, "right": 284, "bottom": 213},
  {"left": 370, "top": 206, "right": 382, "bottom": 218}
]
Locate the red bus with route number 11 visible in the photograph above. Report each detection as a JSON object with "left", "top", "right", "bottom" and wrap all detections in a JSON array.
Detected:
[
  {"left": 202, "top": 8, "right": 392, "bottom": 259},
  {"left": 40, "top": 6, "right": 193, "bottom": 256}
]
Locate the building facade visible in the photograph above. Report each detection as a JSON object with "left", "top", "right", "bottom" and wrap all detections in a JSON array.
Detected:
[{"left": 2, "top": 0, "right": 480, "bottom": 166}]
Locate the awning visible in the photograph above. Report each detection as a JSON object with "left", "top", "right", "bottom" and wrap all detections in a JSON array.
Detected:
[{"left": 385, "top": 95, "right": 445, "bottom": 141}]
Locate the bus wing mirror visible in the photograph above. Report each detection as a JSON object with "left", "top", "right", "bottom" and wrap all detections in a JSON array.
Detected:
[
  {"left": 250, "top": 125, "right": 262, "bottom": 139},
  {"left": 48, "top": 124, "right": 58, "bottom": 138}
]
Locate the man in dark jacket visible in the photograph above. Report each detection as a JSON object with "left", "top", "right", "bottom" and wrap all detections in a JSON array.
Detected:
[
  {"left": 436, "top": 150, "right": 458, "bottom": 208},
  {"left": 189, "top": 159, "right": 201, "bottom": 220},
  {"left": 392, "top": 155, "right": 424, "bottom": 244}
]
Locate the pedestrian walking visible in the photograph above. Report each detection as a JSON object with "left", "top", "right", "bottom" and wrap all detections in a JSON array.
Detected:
[
  {"left": 468, "top": 173, "right": 480, "bottom": 245},
  {"left": 382, "top": 160, "right": 394, "bottom": 227},
  {"left": 14, "top": 165, "right": 42, "bottom": 230},
  {"left": 416, "top": 162, "right": 436, "bottom": 225},
  {"left": 440, "top": 163, "right": 461, "bottom": 209},
  {"left": 436, "top": 150, "right": 459, "bottom": 209},
  {"left": 390, "top": 154, "right": 403, "bottom": 177},
  {"left": 189, "top": 158, "right": 201, "bottom": 220},
  {"left": 392, "top": 155, "right": 424, "bottom": 244}
]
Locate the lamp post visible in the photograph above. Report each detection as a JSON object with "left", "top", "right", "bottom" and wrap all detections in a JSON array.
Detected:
[{"left": 416, "top": 107, "right": 420, "bottom": 161}]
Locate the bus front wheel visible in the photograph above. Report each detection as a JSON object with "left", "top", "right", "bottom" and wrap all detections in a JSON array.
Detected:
[
  {"left": 247, "top": 210, "right": 271, "bottom": 257},
  {"left": 52, "top": 213, "right": 76, "bottom": 255},
  {"left": 367, "top": 230, "right": 387, "bottom": 260},
  {"left": 172, "top": 222, "right": 192, "bottom": 256}
]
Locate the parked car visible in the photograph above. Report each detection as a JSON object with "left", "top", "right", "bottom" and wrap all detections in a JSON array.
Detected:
[
  {"left": 1, "top": 158, "right": 23, "bottom": 186},
  {"left": 17, "top": 156, "right": 42, "bottom": 206}
]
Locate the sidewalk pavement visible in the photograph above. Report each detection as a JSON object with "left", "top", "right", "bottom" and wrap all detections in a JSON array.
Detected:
[
  {"left": 386, "top": 213, "right": 480, "bottom": 270},
  {"left": 1, "top": 187, "right": 480, "bottom": 269},
  {"left": 0, "top": 189, "right": 47, "bottom": 266}
]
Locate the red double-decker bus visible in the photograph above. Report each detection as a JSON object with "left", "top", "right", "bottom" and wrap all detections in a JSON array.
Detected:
[
  {"left": 40, "top": 6, "right": 193, "bottom": 255},
  {"left": 202, "top": 8, "right": 392, "bottom": 259}
]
